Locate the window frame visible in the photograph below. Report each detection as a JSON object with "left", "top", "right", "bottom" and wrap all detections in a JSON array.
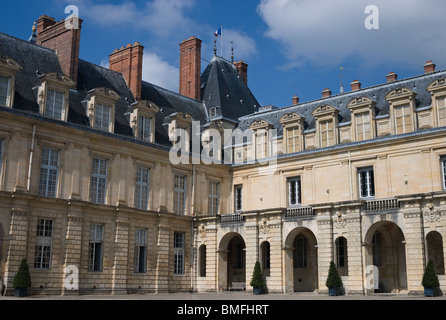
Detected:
[
  {"left": 208, "top": 181, "right": 220, "bottom": 215},
  {"left": 234, "top": 185, "right": 243, "bottom": 212},
  {"left": 34, "top": 218, "right": 54, "bottom": 270},
  {"left": 174, "top": 232, "right": 185, "bottom": 275},
  {"left": 441, "top": 156, "right": 446, "bottom": 190},
  {"left": 90, "top": 158, "right": 108, "bottom": 204},
  {"left": 0, "top": 75, "right": 10, "bottom": 107},
  {"left": 134, "top": 228, "right": 148, "bottom": 274},
  {"left": 288, "top": 177, "right": 302, "bottom": 207},
  {"left": 174, "top": 175, "right": 187, "bottom": 215},
  {"left": 45, "top": 88, "right": 65, "bottom": 120},
  {"left": 355, "top": 111, "right": 372, "bottom": 141},
  {"left": 0, "top": 138, "right": 4, "bottom": 180},
  {"left": 394, "top": 103, "right": 412, "bottom": 135},
  {"left": 38, "top": 148, "right": 60, "bottom": 198},
  {"left": 88, "top": 224, "right": 104, "bottom": 272},
  {"left": 437, "top": 96, "right": 446, "bottom": 127},
  {"left": 358, "top": 166, "right": 375, "bottom": 199},
  {"left": 135, "top": 166, "right": 150, "bottom": 210}
]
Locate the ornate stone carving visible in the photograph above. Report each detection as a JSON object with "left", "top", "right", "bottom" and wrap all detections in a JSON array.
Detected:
[
  {"left": 199, "top": 224, "right": 206, "bottom": 238},
  {"left": 424, "top": 207, "right": 441, "bottom": 223},
  {"left": 334, "top": 213, "right": 347, "bottom": 229},
  {"left": 259, "top": 218, "right": 270, "bottom": 234}
]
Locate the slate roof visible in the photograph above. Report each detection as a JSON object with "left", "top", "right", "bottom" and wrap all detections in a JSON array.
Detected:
[{"left": 201, "top": 56, "right": 260, "bottom": 123}]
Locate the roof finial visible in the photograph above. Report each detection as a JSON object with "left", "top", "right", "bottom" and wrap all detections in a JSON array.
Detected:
[
  {"left": 231, "top": 41, "right": 234, "bottom": 63},
  {"left": 32, "top": 21, "right": 36, "bottom": 34},
  {"left": 339, "top": 66, "right": 344, "bottom": 94},
  {"left": 28, "top": 21, "right": 37, "bottom": 43}
]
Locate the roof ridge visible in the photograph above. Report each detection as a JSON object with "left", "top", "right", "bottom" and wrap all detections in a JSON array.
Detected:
[{"left": 0, "top": 31, "right": 56, "bottom": 54}]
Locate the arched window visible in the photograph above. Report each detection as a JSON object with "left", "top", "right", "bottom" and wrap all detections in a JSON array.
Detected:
[
  {"left": 335, "top": 237, "right": 348, "bottom": 276},
  {"left": 427, "top": 231, "right": 445, "bottom": 275},
  {"left": 199, "top": 245, "right": 207, "bottom": 277}
]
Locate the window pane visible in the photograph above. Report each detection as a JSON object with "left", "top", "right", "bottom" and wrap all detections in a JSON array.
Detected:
[
  {"left": 138, "top": 116, "right": 152, "bottom": 141},
  {"left": 34, "top": 219, "right": 53, "bottom": 269},
  {"left": 95, "top": 104, "right": 111, "bottom": 132},
  {"left": 235, "top": 185, "right": 243, "bottom": 212},
  {"left": 208, "top": 182, "right": 220, "bottom": 215},
  {"left": 90, "top": 159, "right": 108, "bottom": 204},
  {"left": 45, "top": 89, "right": 64, "bottom": 120},
  {"left": 174, "top": 175, "right": 186, "bottom": 215},
  {"left": 89, "top": 225, "right": 103, "bottom": 272},
  {"left": 135, "top": 167, "right": 150, "bottom": 210},
  {"left": 359, "top": 167, "right": 375, "bottom": 198},
  {"left": 39, "top": 148, "right": 59, "bottom": 198},
  {"left": 0, "top": 76, "right": 10, "bottom": 106}
]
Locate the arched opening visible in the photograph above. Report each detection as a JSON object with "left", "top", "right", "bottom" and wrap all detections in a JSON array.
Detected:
[
  {"left": 426, "top": 231, "right": 445, "bottom": 275},
  {"left": 199, "top": 244, "right": 206, "bottom": 277},
  {"left": 218, "top": 233, "right": 246, "bottom": 291},
  {"left": 335, "top": 237, "right": 348, "bottom": 276},
  {"left": 260, "top": 241, "right": 270, "bottom": 277},
  {"left": 284, "top": 227, "right": 318, "bottom": 292},
  {"left": 365, "top": 221, "right": 407, "bottom": 293}
]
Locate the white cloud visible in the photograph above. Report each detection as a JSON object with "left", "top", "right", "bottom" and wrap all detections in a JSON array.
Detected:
[
  {"left": 257, "top": 0, "right": 446, "bottom": 69},
  {"left": 141, "top": 52, "right": 179, "bottom": 92},
  {"left": 219, "top": 28, "right": 257, "bottom": 60}
]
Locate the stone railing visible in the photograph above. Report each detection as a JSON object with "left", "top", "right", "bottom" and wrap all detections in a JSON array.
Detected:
[
  {"left": 364, "top": 198, "right": 400, "bottom": 212},
  {"left": 220, "top": 214, "right": 245, "bottom": 225},
  {"left": 285, "top": 206, "right": 315, "bottom": 220}
]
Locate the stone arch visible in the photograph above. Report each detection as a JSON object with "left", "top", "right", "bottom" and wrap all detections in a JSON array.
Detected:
[
  {"left": 217, "top": 233, "right": 246, "bottom": 291},
  {"left": 426, "top": 231, "right": 445, "bottom": 275},
  {"left": 364, "top": 221, "right": 407, "bottom": 293},
  {"left": 284, "top": 227, "right": 318, "bottom": 293}
]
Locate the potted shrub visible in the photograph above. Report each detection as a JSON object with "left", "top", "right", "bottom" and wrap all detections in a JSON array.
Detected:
[
  {"left": 13, "top": 258, "right": 31, "bottom": 297},
  {"left": 422, "top": 260, "right": 439, "bottom": 297},
  {"left": 250, "top": 261, "right": 266, "bottom": 295},
  {"left": 326, "top": 261, "right": 343, "bottom": 296}
]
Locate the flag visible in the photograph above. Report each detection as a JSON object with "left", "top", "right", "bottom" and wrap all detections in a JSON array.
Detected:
[{"left": 214, "top": 26, "right": 222, "bottom": 37}]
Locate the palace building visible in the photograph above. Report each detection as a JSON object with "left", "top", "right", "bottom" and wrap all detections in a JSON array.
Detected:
[{"left": 0, "top": 14, "right": 445, "bottom": 296}]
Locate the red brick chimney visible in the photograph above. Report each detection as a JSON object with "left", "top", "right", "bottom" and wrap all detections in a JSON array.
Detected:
[
  {"left": 36, "top": 15, "right": 82, "bottom": 84},
  {"left": 109, "top": 42, "right": 144, "bottom": 101},
  {"left": 351, "top": 80, "right": 361, "bottom": 91},
  {"left": 234, "top": 60, "right": 248, "bottom": 85},
  {"left": 179, "top": 37, "right": 202, "bottom": 100},
  {"left": 322, "top": 88, "right": 332, "bottom": 98},
  {"left": 386, "top": 72, "right": 398, "bottom": 83},
  {"left": 292, "top": 95, "right": 300, "bottom": 105},
  {"left": 424, "top": 60, "right": 436, "bottom": 74}
]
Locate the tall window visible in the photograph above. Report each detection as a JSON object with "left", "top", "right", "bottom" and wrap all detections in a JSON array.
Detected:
[
  {"left": 38, "top": 148, "right": 59, "bottom": 198},
  {"left": 135, "top": 167, "right": 150, "bottom": 210},
  {"left": 441, "top": 156, "right": 446, "bottom": 190},
  {"left": 437, "top": 96, "right": 446, "bottom": 127},
  {"left": 95, "top": 103, "right": 111, "bottom": 132},
  {"left": 88, "top": 224, "right": 104, "bottom": 272},
  {"left": 288, "top": 177, "right": 302, "bottom": 207},
  {"left": 174, "top": 232, "right": 185, "bottom": 275},
  {"left": 320, "top": 120, "right": 334, "bottom": 147},
  {"left": 235, "top": 185, "right": 243, "bottom": 212},
  {"left": 0, "top": 76, "right": 10, "bottom": 106},
  {"left": 45, "top": 89, "right": 64, "bottom": 120},
  {"left": 287, "top": 127, "right": 300, "bottom": 153},
  {"left": 372, "top": 231, "right": 382, "bottom": 266},
  {"left": 261, "top": 241, "right": 271, "bottom": 276},
  {"left": 0, "top": 139, "right": 4, "bottom": 175},
  {"left": 199, "top": 245, "right": 207, "bottom": 277},
  {"left": 134, "top": 229, "right": 147, "bottom": 273},
  {"left": 294, "top": 236, "right": 307, "bottom": 268},
  {"left": 356, "top": 112, "right": 371, "bottom": 141},
  {"left": 90, "top": 158, "right": 108, "bottom": 204},
  {"left": 208, "top": 182, "right": 220, "bottom": 215},
  {"left": 336, "top": 237, "right": 347, "bottom": 268},
  {"left": 174, "top": 175, "right": 186, "bottom": 215},
  {"left": 394, "top": 104, "right": 412, "bottom": 134},
  {"left": 138, "top": 116, "right": 152, "bottom": 142},
  {"left": 34, "top": 219, "right": 53, "bottom": 269},
  {"left": 256, "top": 130, "right": 268, "bottom": 159},
  {"left": 358, "top": 167, "right": 375, "bottom": 199}
]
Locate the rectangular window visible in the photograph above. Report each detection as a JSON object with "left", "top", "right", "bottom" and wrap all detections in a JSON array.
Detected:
[
  {"left": 287, "top": 127, "right": 300, "bottom": 153},
  {"left": 138, "top": 116, "right": 152, "bottom": 142},
  {"left": 256, "top": 130, "right": 268, "bottom": 159},
  {"left": 34, "top": 219, "right": 53, "bottom": 269},
  {"left": 38, "top": 148, "right": 59, "bottom": 198},
  {"left": 0, "top": 139, "right": 3, "bottom": 175},
  {"left": 208, "top": 182, "right": 220, "bottom": 215},
  {"left": 174, "top": 175, "right": 186, "bottom": 215},
  {"left": 437, "top": 97, "right": 446, "bottom": 127},
  {"left": 0, "top": 76, "right": 10, "bottom": 106},
  {"left": 356, "top": 112, "right": 371, "bottom": 141},
  {"left": 394, "top": 104, "right": 412, "bottom": 134},
  {"left": 134, "top": 229, "right": 147, "bottom": 273},
  {"left": 88, "top": 224, "right": 104, "bottom": 272},
  {"left": 45, "top": 89, "right": 64, "bottom": 120},
  {"left": 320, "top": 120, "right": 334, "bottom": 147},
  {"left": 235, "top": 185, "right": 243, "bottom": 212},
  {"left": 174, "top": 232, "right": 185, "bottom": 275},
  {"left": 95, "top": 104, "right": 111, "bottom": 132},
  {"left": 90, "top": 158, "right": 108, "bottom": 204},
  {"left": 358, "top": 167, "right": 375, "bottom": 199},
  {"left": 441, "top": 157, "right": 446, "bottom": 190},
  {"left": 288, "top": 177, "right": 302, "bottom": 207},
  {"left": 135, "top": 167, "right": 150, "bottom": 210}
]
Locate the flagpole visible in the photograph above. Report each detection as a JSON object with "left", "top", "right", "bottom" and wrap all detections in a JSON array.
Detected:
[{"left": 220, "top": 25, "right": 223, "bottom": 57}]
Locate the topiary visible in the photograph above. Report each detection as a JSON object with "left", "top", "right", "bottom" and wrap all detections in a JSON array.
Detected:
[
  {"left": 13, "top": 258, "right": 31, "bottom": 289},
  {"left": 250, "top": 261, "right": 265, "bottom": 288},
  {"left": 422, "top": 260, "right": 439, "bottom": 288},
  {"left": 325, "top": 261, "right": 343, "bottom": 288}
]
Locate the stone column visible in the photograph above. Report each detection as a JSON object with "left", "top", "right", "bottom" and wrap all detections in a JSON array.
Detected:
[
  {"left": 111, "top": 217, "right": 129, "bottom": 295},
  {"left": 316, "top": 209, "right": 333, "bottom": 294},
  {"left": 404, "top": 208, "right": 425, "bottom": 294},
  {"left": 155, "top": 223, "right": 171, "bottom": 293}
]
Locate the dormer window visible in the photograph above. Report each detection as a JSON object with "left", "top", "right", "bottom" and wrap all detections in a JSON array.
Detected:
[
  {"left": 437, "top": 96, "right": 446, "bottom": 127},
  {"left": 36, "top": 72, "right": 75, "bottom": 121},
  {"left": 280, "top": 113, "right": 305, "bottom": 154},
  {"left": 385, "top": 87, "right": 416, "bottom": 135},
  {"left": 85, "top": 87, "right": 119, "bottom": 133},
  {"left": 249, "top": 119, "right": 273, "bottom": 159},
  {"left": 427, "top": 78, "right": 446, "bottom": 128},
  {"left": 0, "top": 56, "right": 21, "bottom": 108},
  {"left": 128, "top": 101, "right": 159, "bottom": 143},
  {"left": 168, "top": 112, "right": 194, "bottom": 152},
  {"left": 347, "top": 97, "right": 376, "bottom": 142},
  {"left": 312, "top": 105, "right": 339, "bottom": 148},
  {"left": 209, "top": 107, "right": 217, "bottom": 118}
]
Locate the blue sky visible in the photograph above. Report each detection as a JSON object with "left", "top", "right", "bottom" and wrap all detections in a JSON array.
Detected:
[{"left": 2, "top": 0, "right": 446, "bottom": 108}]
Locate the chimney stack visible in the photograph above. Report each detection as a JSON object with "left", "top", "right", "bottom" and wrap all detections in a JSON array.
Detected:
[
  {"left": 36, "top": 15, "right": 82, "bottom": 84},
  {"left": 322, "top": 88, "right": 332, "bottom": 98},
  {"left": 351, "top": 80, "right": 361, "bottom": 91},
  {"left": 386, "top": 72, "right": 398, "bottom": 83},
  {"left": 109, "top": 42, "right": 144, "bottom": 101},
  {"left": 292, "top": 95, "right": 300, "bottom": 105},
  {"left": 179, "top": 36, "right": 202, "bottom": 100},
  {"left": 234, "top": 60, "right": 248, "bottom": 85},
  {"left": 424, "top": 60, "right": 436, "bottom": 74}
]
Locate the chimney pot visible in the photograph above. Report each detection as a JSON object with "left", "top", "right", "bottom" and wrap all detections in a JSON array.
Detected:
[
  {"left": 386, "top": 72, "right": 398, "bottom": 83},
  {"left": 322, "top": 88, "right": 332, "bottom": 98},
  {"left": 234, "top": 60, "right": 248, "bottom": 85},
  {"left": 351, "top": 80, "right": 361, "bottom": 91},
  {"left": 424, "top": 60, "right": 436, "bottom": 74}
]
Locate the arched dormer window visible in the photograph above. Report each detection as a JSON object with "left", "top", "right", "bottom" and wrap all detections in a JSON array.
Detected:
[
  {"left": 128, "top": 100, "right": 159, "bottom": 143},
  {"left": 0, "top": 56, "right": 21, "bottom": 108},
  {"left": 36, "top": 72, "right": 75, "bottom": 121},
  {"left": 347, "top": 97, "right": 376, "bottom": 142},
  {"left": 280, "top": 112, "right": 305, "bottom": 154},
  {"left": 249, "top": 119, "right": 273, "bottom": 159},
  {"left": 84, "top": 87, "right": 120, "bottom": 133},
  {"left": 385, "top": 87, "right": 417, "bottom": 135},
  {"left": 312, "top": 105, "right": 339, "bottom": 148}
]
